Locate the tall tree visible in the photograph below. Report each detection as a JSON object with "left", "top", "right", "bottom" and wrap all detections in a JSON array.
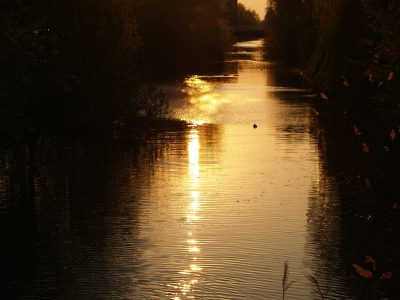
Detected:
[
  {"left": 0, "top": 1, "right": 47, "bottom": 137},
  {"left": 306, "top": 0, "right": 366, "bottom": 88},
  {"left": 361, "top": 0, "right": 400, "bottom": 119},
  {"left": 135, "top": 0, "right": 234, "bottom": 77},
  {"left": 263, "top": 0, "right": 312, "bottom": 64},
  {"left": 0, "top": 0, "right": 148, "bottom": 136},
  {"left": 237, "top": 3, "right": 261, "bottom": 26},
  {"left": 34, "top": 0, "right": 144, "bottom": 131}
]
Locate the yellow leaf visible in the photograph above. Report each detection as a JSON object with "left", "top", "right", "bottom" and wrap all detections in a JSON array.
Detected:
[
  {"left": 390, "top": 129, "right": 395, "bottom": 140},
  {"left": 353, "top": 126, "right": 361, "bottom": 136},
  {"left": 353, "top": 264, "right": 373, "bottom": 278},
  {"left": 366, "top": 178, "right": 371, "bottom": 187},
  {"left": 380, "top": 272, "right": 392, "bottom": 280},
  {"left": 320, "top": 92, "right": 328, "bottom": 100},
  {"left": 365, "top": 256, "right": 376, "bottom": 270}
]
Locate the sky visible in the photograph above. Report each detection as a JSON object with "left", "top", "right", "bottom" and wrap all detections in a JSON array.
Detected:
[{"left": 239, "top": 0, "right": 267, "bottom": 19}]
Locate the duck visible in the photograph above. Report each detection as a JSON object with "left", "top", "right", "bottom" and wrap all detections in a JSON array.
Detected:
[{"left": 253, "top": 123, "right": 257, "bottom": 129}]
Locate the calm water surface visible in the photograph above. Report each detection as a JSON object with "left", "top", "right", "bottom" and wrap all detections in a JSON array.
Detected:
[{"left": 1, "top": 40, "right": 361, "bottom": 299}]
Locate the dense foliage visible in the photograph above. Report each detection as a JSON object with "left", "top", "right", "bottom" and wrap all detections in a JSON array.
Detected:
[
  {"left": 263, "top": 0, "right": 400, "bottom": 139},
  {"left": 264, "top": 0, "right": 314, "bottom": 64},
  {"left": 0, "top": 0, "right": 234, "bottom": 140},
  {"left": 263, "top": 0, "right": 399, "bottom": 94},
  {"left": 1, "top": 0, "right": 142, "bottom": 136},
  {"left": 135, "top": 0, "right": 234, "bottom": 77}
]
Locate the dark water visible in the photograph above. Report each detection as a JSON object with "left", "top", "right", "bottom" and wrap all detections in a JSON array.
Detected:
[{"left": 1, "top": 40, "right": 397, "bottom": 299}]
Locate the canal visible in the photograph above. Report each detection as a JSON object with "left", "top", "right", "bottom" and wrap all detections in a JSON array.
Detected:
[{"left": 0, "top": 40, "right": 389, "bottom": 299}]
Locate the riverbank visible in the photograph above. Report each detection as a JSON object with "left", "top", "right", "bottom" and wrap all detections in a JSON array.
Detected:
[{"left": 314, "top": 91, "right": 400, "bottom": 298}]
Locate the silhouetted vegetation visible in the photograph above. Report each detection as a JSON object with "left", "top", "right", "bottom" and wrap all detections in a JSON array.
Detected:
[
  {"left": 135, "top": 0, "right": 234, "bottom": 77},
  {"left": 281, "top": 260, "right": 294, "bottom": 300},
  {"left": 0, "top": 0, "right": 234, "bottom": 141},
  {"left": 264, "top": 0, "right": 399, "bottom": 101},
  {"left": 1, "top": 0, "right": 143, "bottom": 138},
  {"left": 305, "top": 273, "right": 325, "bottom": 300},
  {"left": 237, "top": 3, "right": 262, "bottom": 26},
  {"left": 264, "top": 0, "right": 314, "bottom": 65}
]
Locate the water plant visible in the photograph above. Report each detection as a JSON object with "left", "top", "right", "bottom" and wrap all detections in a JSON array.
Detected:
[
  {"left": 305, "top": 273, "right": 325, "bottom": 300},
  {"left": 281, "top": 261, "right": 326, "bottom": 300},
  {"left": 282, "top": 260, "right": 295, "bottom": 300}
]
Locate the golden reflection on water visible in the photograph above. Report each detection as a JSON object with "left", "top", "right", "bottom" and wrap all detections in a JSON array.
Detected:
[
  {"left": 185, "top": 76, "right": 212, "bottom": 93},
  {"left": 188, "top": 130, "right": 200, "bottom": 178},
  {"left": 178, "top": 76, "right": 231, "bottom": 124},
  {"left": 171, "top": 128, "right": 202, "bottom": 300},
  {"left": 164, "top": 54, "right": 322, "bottom": 299}
]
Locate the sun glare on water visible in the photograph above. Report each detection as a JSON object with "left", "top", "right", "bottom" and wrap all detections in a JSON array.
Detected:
[{"left": 176, "top": 75, "right": 231, "bottom": 125}]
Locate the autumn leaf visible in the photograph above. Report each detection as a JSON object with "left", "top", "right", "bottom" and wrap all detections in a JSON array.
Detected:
[
  {"left": 320, "top": 92, "right": 328, "bottom": 100},
  {"left": 352, "top": 264, "right": 373, "bottom": 278},
  {"left": 365, "top": 256, "right": 376, "bottom": 270},
  {"left": 390, "top": 129, "right": 395, "bottom": 140},
  {"left": 366, "top": 177, "right": 371, "bottom": 187},
  {"left": 353, "top": 125, "right": 362, "bottom": 136},
  {"left": 380, "top": 272, "right": 392, "bottom": 280}
]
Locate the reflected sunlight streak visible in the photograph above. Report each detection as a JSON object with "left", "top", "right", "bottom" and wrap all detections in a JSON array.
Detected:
[
  {"left": 171, "top": 126, "right": 204, "bottom": 299},
  {"left": 190, "top": 265, "right": 202, "bottom": 271},
  {"left": 188, "top": 131, "right": 200, "bottom": 179},
  {"left": 186, "top": 215, "right": 198, "bottom": 222}
]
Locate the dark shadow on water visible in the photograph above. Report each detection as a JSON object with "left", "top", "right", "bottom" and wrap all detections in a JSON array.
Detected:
[
  {"left": 0, "top": 121, "right": 225, "bottom": 299},
  {"left": 0, "top": 128, "right": 156, "bottom": 298},
  {"left": 305, "top": 113, "right": 400, "bottom": 300}
]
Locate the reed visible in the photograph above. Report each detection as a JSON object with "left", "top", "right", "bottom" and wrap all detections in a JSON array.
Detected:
[
  {"left": 282, "top": 260, "right": 295, "bottom": 300},
  {"left": 305, "top": 273, "right": 325, "bottom": 300}
]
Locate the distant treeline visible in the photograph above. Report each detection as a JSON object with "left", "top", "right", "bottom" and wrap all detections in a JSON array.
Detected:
[{"left": 0, "top": 0, "right": 234, "bottom": 139}]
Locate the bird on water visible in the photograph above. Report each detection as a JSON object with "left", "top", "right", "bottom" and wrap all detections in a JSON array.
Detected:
[{"left": 253, "top": 123, "right": 257, "bottom": 128}]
